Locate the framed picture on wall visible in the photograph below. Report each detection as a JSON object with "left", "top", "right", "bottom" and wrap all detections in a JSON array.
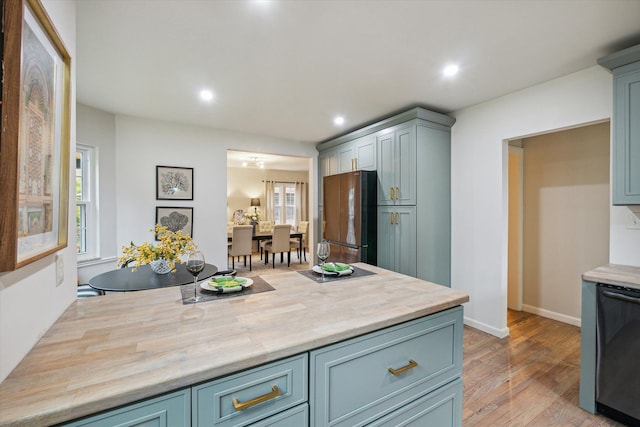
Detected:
[
  {"left": 156, "top": 166, "right": 194, "bottom": 200},
  {"left": 156, "top": 207, "right": 194, "bottom": 238},
  {"left": 0, "top": 0, "right": 72, "bottom": 271}
]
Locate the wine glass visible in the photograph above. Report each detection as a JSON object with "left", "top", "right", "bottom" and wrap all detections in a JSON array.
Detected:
[
  {"left": 185, "top": 251, "right": 206, "bottom": 303},
  {"left": 317, "top": 241, "right": 330, "bottom": 282}
]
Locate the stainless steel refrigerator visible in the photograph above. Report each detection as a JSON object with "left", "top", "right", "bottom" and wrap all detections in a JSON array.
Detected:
[{"left": 323, "top": 170, "right": 377, "bottom": 265}]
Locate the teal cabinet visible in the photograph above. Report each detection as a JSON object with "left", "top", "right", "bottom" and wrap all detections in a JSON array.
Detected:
[
  {"left": 317, "top": 107, "right": 454, "bottom": 282},
  {"left": 598, "top": 45, "right": 640, "bottom": 205},
  {"left": 309, "top": 307, "right": 464, "bottom": 427},
  {"left": 377, "top": 205, "right": 417, "bottom": 277},
  {"left": 192, "top": 354, "right": 308, "bottom": 427},
  {"left": 377, "top": 125, "right": 416, "bottom": 206},
  {"left": 61, "top": 389, "right": 191, "bottom": 427},
  {"left": 337, "top": 135, "right": 376, "bottom": 173}
]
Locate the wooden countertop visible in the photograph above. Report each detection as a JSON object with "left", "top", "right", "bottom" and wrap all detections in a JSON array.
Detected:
[
  {"left": 582, "top": 263, "right": 640, "bottom": 290},
  {"left": 0, "top": 264, "right": 468, "bottom": 426}
]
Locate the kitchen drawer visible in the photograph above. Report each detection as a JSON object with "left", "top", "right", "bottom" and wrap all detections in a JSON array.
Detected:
[
  {"left": 60, "top": 388, "right": 190, "bottom": 426},
  {"left": 310, "top": 306, "right": 463, "bottom": 427},
  {"left": 251, "top": 403, "right": 308, "bottom": 427},
  {"left": 366, "top": 378, "right": 462, "bottom": 427},
  {"left": 192, "top": 354, "right": 307, "bottom": 427}
]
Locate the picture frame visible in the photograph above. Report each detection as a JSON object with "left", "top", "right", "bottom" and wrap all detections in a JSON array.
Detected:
[
  {"left": 156, "top": 166, "right": 194, "bottom": 200},
  {"left": 155, "top": 207, "right": 194, "bottom": 238},
  {"left": 0, "top": 0, "right": 71, "bottom": 271}
]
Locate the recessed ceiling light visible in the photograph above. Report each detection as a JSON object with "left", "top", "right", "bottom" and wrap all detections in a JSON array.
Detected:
[
  {"left": 199, "top": 89, "right": 214, "bottom": 102},
  {"left": 333, "top": 116, "right": 345, "bottom": 126},
  {"left": 442, "top": 64, "right": 459, "bottom": 78}
]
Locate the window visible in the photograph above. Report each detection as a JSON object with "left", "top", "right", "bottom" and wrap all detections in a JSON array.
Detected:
[
  {"left": 75, "top": 145, "right": 97, "bottom": 259},
  {"left": 273, "top": 182, "right": 296, "bottom": 225}
]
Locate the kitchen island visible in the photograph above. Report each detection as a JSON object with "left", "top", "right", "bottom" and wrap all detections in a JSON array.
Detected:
[{"left": 0, "top": 263, "right": 468, "bottom": 426}]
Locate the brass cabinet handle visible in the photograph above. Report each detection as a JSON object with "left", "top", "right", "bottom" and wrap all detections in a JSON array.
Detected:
[
  {"left": 394, "top": 186, "right": 399, "bottom": 200},
  {"left": 394, "top": 212, "right": 398, "bottom": 224},
  {"left": 232, "top": 385, "right": 281, "bottom": 411},
  {"left": 389, "top": 187, "right": 394, "bottom": 200},
  {"left": 389, "top": 212, "right": 394, "bottom": 224},
  {"left": 388, "top": 359, "right": 418, "bottom": 376},
  {"left": 354, "top": 158, "right": 357, "bottom": 170}
]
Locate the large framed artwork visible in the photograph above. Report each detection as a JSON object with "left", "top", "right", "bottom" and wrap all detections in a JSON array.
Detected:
[
  {"left": 156, "top": 166, "right": 194, "bottom": 200},
  {"left": 0, "top": 0, "right": 71, "bottom": 271},
  {"left": 156, "top": 207, "right": 194, "bottom": 238}
]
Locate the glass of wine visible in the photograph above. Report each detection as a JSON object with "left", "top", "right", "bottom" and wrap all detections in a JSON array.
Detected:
[
  {"left": 317, "top": 241, "right": 330, "bottom": 282},
  {"left": 185, "top": 251, "right": 206, "bottom": 303}
]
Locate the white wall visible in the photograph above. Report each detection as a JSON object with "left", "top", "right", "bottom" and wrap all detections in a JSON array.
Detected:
[
  {"left": 76, "top": 104, "right": 118, "bottom": 283},
  {"left": 451, "top": 65, "right": 640, "bottom": 337},
  {"left": 114, "top": 115, "right": 317, "bottom": 270},
  {"left": 0, "top": 0, "right": 77, "bottom": 382}
]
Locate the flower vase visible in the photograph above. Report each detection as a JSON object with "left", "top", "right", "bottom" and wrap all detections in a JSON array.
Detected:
[
  {"left": 150, "top": 258, "right": 172, "bottom": 274},
  {"left": 251, "top": 220, "right": 257, "bottom": 235}
]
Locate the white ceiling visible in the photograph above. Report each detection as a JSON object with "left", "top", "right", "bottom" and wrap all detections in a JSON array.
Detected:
[{"left": 76, "top": 0, "right": 640, "bottom": 147}]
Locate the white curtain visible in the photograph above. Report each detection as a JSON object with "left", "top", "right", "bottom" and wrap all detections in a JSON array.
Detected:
[
  {"left": 264, "top": 180, "right": 276, "bottom": 222},
  {"left": 295, "top": 182, "right": 308, "bottom": 223}
]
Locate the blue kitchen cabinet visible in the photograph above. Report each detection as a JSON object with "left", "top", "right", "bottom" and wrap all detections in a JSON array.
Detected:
[{"left": 598, "top": 44, "right": 640, "bottom": 205}]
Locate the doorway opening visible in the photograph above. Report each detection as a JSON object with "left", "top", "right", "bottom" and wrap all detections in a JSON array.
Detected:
[
  {"left": 226, "top": 149, "right": 313, "bottom": 268},
  {"left": 506, "top": 121, "right": 610, "bottom": 326}
]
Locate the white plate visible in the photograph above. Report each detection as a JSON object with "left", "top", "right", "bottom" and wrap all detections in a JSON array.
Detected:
[
  {"left": 201, "top": 277, "right": 254, "bottom": 293},
  {"left": 312, "top": 265, "right": 354, "bottom": 276}
]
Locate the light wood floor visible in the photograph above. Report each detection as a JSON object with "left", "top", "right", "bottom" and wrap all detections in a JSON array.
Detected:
[{"left": 463, "top": 310, "right": 623, "bottom": 426}]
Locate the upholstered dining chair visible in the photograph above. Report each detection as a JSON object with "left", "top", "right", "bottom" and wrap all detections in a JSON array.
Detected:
[
  {"left": 290, "top": 221, "right": 309, "bottom": 261},
  {"left": 228, "top": 225, "right": 253, "bottom": 271},
  {"left": 258, "top": 220, "right": 275, "bottom": 259},
  {"left": 264, "top": 224, "right": 292, "bottom": 268}
]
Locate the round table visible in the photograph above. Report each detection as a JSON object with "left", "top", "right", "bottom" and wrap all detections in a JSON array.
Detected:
[{"left": 88, "top": 263, "right": 218, "bottom": 292}]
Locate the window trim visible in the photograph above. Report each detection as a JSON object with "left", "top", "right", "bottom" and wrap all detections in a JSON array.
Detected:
[{"left": 76, "top": 144, "right": 99, "bottom": 262}]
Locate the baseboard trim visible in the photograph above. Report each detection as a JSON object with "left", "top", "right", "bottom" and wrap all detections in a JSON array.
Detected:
[
  {"left": 464, "top": 317, "right": 510, "bottom": 338},
  {"left": 521, "top": 304, "right": 581, "bottom": 327}
]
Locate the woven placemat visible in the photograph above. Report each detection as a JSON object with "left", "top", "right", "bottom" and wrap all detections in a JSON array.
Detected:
[
  {"left": 180, "top": 276, "right": 274, "bottom": 305},
  {"left": 296, "top": 265, "right": 376, "bottom": 282}
]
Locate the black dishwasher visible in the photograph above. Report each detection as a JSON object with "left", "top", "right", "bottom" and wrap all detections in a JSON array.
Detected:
[{"left": 596, "top": 283, "right": 640, "bottom": 426}]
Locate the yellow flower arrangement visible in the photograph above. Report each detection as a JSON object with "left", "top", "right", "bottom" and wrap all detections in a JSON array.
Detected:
[{"left": 118, "top": 224, "right": 196, "bottom": 272}]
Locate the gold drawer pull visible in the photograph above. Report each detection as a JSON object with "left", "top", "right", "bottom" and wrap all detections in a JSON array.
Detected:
[
  {"left": 388, "top": 359, "right": 418, "bottom": 376},
  {"left": 232, "top": 385, "right": 281, "bottom": 411}
]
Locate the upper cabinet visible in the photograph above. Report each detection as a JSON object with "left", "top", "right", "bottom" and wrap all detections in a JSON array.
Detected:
[
  {"left": 377, "top": 125, "right": 417, "bottom": 206},
  {"left": 337, "top": 134, "right": 377, "bottom": 173},
  {"left": 598, "top": 44, "right": 640, "bottom": 205}
]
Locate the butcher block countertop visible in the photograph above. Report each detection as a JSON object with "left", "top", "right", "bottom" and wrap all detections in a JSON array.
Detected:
[
  {"left": 582, "top": 263, "right": 640, "bottom": 290},
  {"left": 0, "top": 263, "right": 468, "bottom": 426}
]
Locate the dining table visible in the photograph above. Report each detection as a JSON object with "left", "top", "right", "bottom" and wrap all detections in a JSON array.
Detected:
[
  {"left": 88, "top": 263, "right": 218, "bottom": 292},
  {"left": 227, "top": 230, "right": 304, "bottom": 263}
]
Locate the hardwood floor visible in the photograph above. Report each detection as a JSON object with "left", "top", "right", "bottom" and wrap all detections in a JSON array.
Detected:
[
  {"left": 226, "top": 252, "right": 310, "bottom": 278},
  {"left": 463, "top": 310, "right": 624, "bottom": 426}
]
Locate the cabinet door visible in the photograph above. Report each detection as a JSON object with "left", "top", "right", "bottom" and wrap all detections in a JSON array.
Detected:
[
  {"left": 612, "top": 62, "right": 640, "bottom": 204},
  {"left": 376, "top": 126, "right": 416, "bottom": 205},
  {"left": 377, "top": 206, "right": 416, "bottom": 277},
  {"left": 394, "top": 127, "right": 417, "bottom": 205},
  {"left": 354, "top": 135, "right": 376, "bottom": 170},
  {"left": 377, "top": 206, "right": 396, "bottom": 271},
  {"left": 377, "top": 131, "right": 396, "bottom": 205},
  {"left": 366, "top": 379, "right": 462, "bottom": 427},
  {"left": 62, "top": 389, "right": 190, "bottom": 427},
  {"left": 337, "top": 142, "right": 356, "bottom": 173},
  {"left": 394, "top": 206, "right": 417, "bottom": 277}
]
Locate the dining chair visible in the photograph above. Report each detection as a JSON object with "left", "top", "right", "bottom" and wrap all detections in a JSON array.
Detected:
[
  {"left": 264, "top": 224, "right": 292, "bottom": 268},
  {"left": 290, "top": 221, "right": 308, "bottom": 261},
  {"left": 258, "top": 220, "right": 275, "bottom": 259},
  {"left": 228, "top": 225, "right": 253, "bottom": 271}
]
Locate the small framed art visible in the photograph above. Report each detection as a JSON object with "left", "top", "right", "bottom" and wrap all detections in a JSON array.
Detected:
[
  {"left": 156, "top": 166, "right": 194, "bottom": 200},
  {"left": 156, "top": 207, "right": 194, "bottom": 238}
]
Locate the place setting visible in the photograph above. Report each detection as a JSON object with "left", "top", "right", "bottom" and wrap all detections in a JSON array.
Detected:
[{"left": 297, "top": 241, "right": 375, "bottom": 283}]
